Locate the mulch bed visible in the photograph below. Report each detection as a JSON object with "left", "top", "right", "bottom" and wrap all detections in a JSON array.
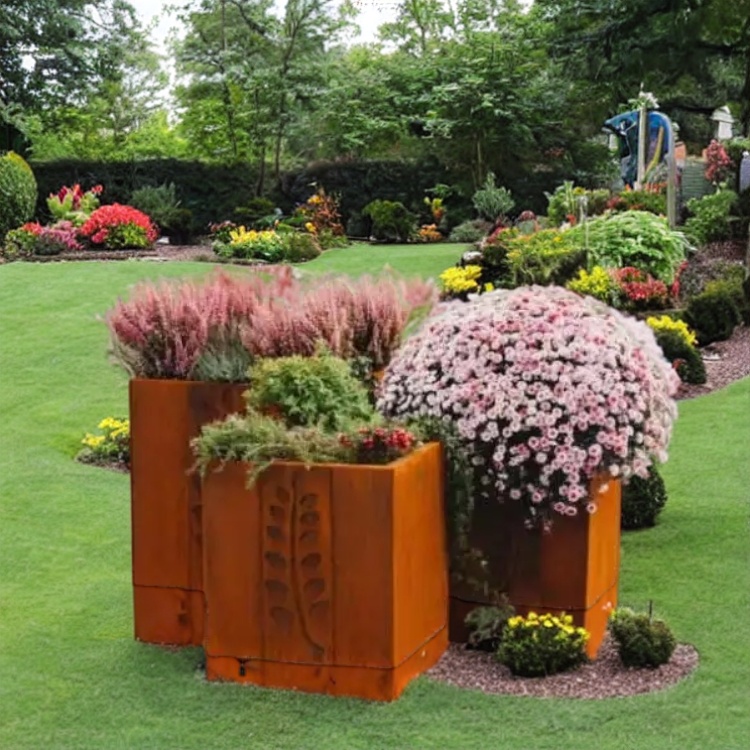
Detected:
[{"left": 427, "top": 636, "right": 699, "bottom": 699}]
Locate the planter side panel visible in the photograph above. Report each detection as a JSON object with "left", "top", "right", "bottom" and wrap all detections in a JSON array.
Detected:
[
  {"left": 130, "top": 379, "right": 246, "bottom": 645},
  {"left": 392, "top": 443, "right": 448, "bottom": 666},
  {"left": 201, "top": 461, "right": 262, "bottom": 658},
  {"left": 330, "top": 466, "right": 395, "bottom": 668}
]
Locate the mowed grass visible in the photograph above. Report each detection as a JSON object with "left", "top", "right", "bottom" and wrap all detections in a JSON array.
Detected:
[{"left": 0, "top": 252, "right": 749, "bottom": 750}]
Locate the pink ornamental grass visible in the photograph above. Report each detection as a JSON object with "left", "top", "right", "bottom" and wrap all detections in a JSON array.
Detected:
[
  {"left": 378, "top": 285, "right": 679, "bottom": 524},
  {"left": 106, "top": 268, "right": 435, "bottom": 379},
  {"left": 106, "top": 268, "right": 297, "bottom": 379}
]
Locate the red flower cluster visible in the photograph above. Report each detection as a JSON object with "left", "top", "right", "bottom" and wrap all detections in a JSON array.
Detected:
[
  {"left": 79, "top": 204, "right": 158, "bottom": 247},
  {"left": 339, "top": 426, "right": 416, "bottom": 465},
  {"left": 21, "top": 222, "right": 43, "bottom": 236},
  {"left": 613, "top": 267, "right": 668, "bottom": 310}
]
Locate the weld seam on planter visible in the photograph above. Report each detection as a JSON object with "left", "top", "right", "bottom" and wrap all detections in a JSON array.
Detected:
[
  {"left": 206, "top": 623, "right": 448, "bottom": 670},
  {"left": 505, "top": 578, "right": 621, "bottom": 613}
]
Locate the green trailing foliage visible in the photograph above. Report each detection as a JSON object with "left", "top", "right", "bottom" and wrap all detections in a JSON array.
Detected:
[
  {"left": 621, "top": 469, "right": 669, "bottom": 530},
  {"left": 0, "top": 151, "right": 37, "bottom": 237},
  {"left": 608, "top": 607, "right": 676, "bottom": 668}
]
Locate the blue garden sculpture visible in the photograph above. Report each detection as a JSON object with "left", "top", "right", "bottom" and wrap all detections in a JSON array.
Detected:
[{"left": 604, "top": 110, "right": 673, "bottom": 187}]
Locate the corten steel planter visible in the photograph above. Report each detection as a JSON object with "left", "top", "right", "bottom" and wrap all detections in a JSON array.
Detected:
[
  {"left": 201, "top": 442, "right": 448, "bottom": 701},
  {"left": 449, "top": 475, "right": 621, "bottom": 658},
  {"left": 129, "top": 378, "right": 247, "bottom": 646}
]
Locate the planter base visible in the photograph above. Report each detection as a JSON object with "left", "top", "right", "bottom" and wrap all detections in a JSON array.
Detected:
[
  {"left": 133, "top": 585, "right": 204, "bottom": 646},
  {"left": 205, "top": 626, "right": 447, "bottom": 701},
  {"left": 449, "top": 582, "right": 617, "bottom": 660}
]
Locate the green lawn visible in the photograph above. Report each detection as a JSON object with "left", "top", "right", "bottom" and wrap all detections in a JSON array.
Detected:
[{"left": 1, "top": 253, "right": 749, "bottom": 750}]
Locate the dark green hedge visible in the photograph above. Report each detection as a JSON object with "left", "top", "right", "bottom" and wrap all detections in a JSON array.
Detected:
[{"left": 30, "top": 156, "right": 593, "bottom": 234}]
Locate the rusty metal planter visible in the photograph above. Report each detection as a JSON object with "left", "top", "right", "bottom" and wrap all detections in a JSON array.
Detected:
[
  {"left": 201, "top": 442, "right": 448, "bottom": 701},
  {"left": 129, "top": 378, "right": 247, "bottom": 646},
  {"left": 449, "top": 475, "right": 621, "bottom": 658}
]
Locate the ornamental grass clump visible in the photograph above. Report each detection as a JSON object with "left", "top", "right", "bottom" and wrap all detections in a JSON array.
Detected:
[
  {"left": 106, "top": 268, "right": 296, "bottom": 379},
  {"left": 106, "top": 269, "right": 436, "bottom": 381},
  {"left": 378, "top": 286, "right": 679, "bottom": 525}
]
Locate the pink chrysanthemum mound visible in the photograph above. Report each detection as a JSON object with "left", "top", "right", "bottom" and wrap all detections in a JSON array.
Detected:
[{"left": 378, "top": 286, "right": 679, "bottom": 523}]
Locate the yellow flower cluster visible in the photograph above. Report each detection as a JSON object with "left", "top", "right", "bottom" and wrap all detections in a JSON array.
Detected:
[
  {"left": 81, "top": 417, "right": 130, "bottom": 450},
  {"left": 567, "top": 266, "right": 612, "bottom": 302},
  {"left": 98, "top": 417, "right": 129, "bottom": 437},
  {"left": 229, "top": 227, "right": 278, "bottom": 246},
  {"left": 82, "top": 434, "right": 105, "bottom": 448},
  {"left": 307, "top": 194, "right": 323, "bottom": 205},
  {"left": 439, "top": 265, "right": 482, "bottom": 295},
  {"left": 304, "top": 221, "right": 317, "bottom": 234},
  {"left": 507, "top": 612, "right": 590, "bottom": 641},
  {"left": 646, "top": 315, "right": 697, "bottom": 347}
]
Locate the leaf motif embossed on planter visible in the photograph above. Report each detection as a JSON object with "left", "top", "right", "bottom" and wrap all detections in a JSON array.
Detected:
[
  {"left": 264, "top": 551, "right": 287, "bottom": 571},
  {"left": 266, "top": 525, "right": 284, "bottom": 541},
  {"left": 269, "top": 505, "right": 286, "bottom": 524},
  {"left": 300, "top": 494, "right": 317, "bottom": 510},
  {"left": 299, "top": 530, "right": 319, "bottom": 545},
  {"left": 301, "top": 553, "right": 322, "bottom": 572},
  {"left": 303, "top": 578, "right": 325, "bottom": 599},
  {"left": 275, "top": 486, "right": 291, "bottom": 506},
  {"left": 300, "top": 511, "right": 320, "bottom": 526}
]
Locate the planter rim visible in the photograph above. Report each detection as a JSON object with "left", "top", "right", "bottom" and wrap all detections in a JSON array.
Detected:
[
  {"left": 130, "top": 377, "right": 250, "bottom": 386},
  {"left": 205, "top": 441, "right": 440, "bottom": 475}
]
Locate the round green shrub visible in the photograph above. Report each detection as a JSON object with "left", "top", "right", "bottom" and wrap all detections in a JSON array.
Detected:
[
  {"left": 497, "top": 612, "right": 589, "bottom": 677},
  {"left": 684, "top": 285, "right": 741, "bottom": 344},
  {"left": 246, "top": 350, "right": 374, "bottom": 431},
  {"left": 653, "top": 329, "right": 706, "bottom": 385},
  {"left": 282, "top": 232, "right": 321, "bottom": 263},
  {"left": 0, "top": 152, "right": 37, "bottom": 238},
  {"left": 609, "top": 608, "right": 676, "bottom": 668},
  {"left": 621, "top": 468, "right": 668, "bottom": 530}
]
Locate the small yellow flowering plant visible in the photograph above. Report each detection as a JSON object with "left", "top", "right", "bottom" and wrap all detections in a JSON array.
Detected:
[
  {"left": 646, "top": 315, "right": 697, "bottom": 347},
  {"left": 439, "top": 265, "right": 485, "bottom": 300},
  {"left": 497, "top": 611, "right": 590, "bottom": 677},
  {"left": 567, "top": 265, "right": 614, "bottom": 304},
  {"left": 77, "top": 417, "right": 130, "bottom": 468}
]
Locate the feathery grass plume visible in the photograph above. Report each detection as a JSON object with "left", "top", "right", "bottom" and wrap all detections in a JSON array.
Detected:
[{"left": 106, "top": 269, "right": 301, "bottom": 379}]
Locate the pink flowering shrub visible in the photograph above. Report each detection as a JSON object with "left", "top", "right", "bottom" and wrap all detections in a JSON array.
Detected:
[
  {"left": 704, "top": 140, "right": 733, "bottom": 185},
  {"left": 79, "top": 204, "right": 158, "bottom": 250},
  {"left": 378, "top": 286, "right": 679, "bottom": 525}
]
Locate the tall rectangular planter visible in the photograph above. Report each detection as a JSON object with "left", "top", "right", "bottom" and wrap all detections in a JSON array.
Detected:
[
  {"left": 449, "top": 475, "right": 621, "bottom": 658},
  {"left": 201, "top": 442, "right": 448, "bottom": 701},
  {"left": 129, "top": 378, "right": 247, "bottom": 646}
]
